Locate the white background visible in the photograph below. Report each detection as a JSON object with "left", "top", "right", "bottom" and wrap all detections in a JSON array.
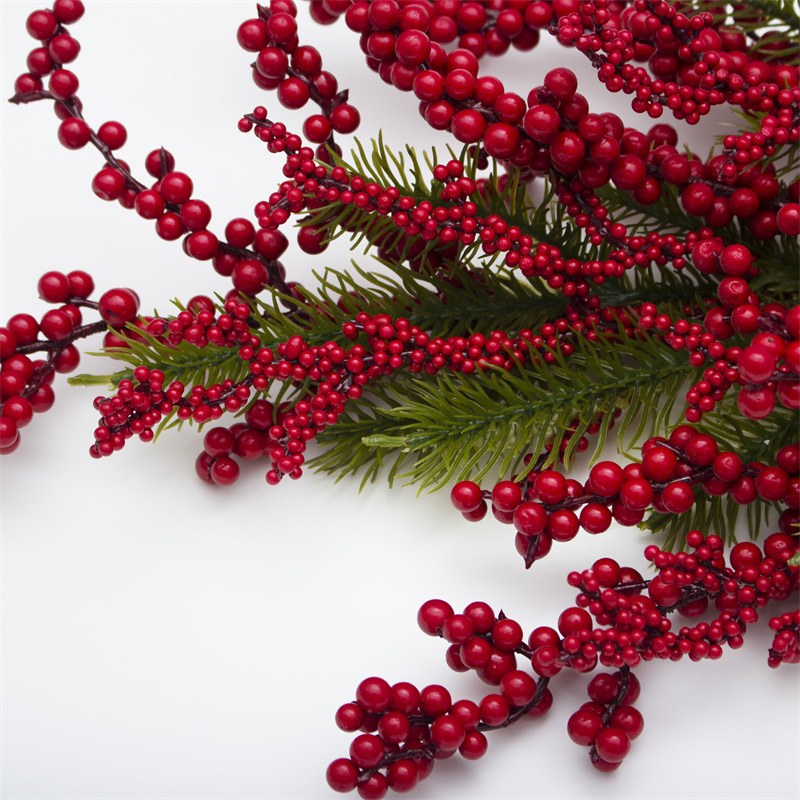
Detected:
[{"left": 1, "top": 2, "right": 798, "bottom": 798}]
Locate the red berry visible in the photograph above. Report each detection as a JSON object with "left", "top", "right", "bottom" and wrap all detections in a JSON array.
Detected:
[
  {"left": 48, "top": 69, "right": 79, "bottom": 100},
  {"left": 209, "top": 456, "right": 239, "bottom": 486},
  {"left": 588, "top": 461, "right": 624, "bottom": 496},
  {"left": 349, "top": 733, "right": 384, "bottom": 769},
  {"left": 739, "top": 346, "right": 776, "bottom": 384},
  {"left": 57, "top": 118, "right": 91, "bottom": 149},
  {"left": 26, "top": 10, "right": 58, "bottom": 40},
  {"left": 356, "top": 676, "right": 392, "bottom": 713},
  {"left": 92, "top": 168, "right": 126, "bottom": 201},
  {"left": 642, "top": 446, "right": 678, "bottom": 482},
  {"left": 97, "top": 121, "right": 128, "bottom": 150},
  {"left": 661, "top": 481, "right": 695, "bottom": 514},
  {"left": 38, "top": 271, "right": 71, "bottom": 303},
  {"left": 718, "top": 244, "right": 753, "bottom": 276},
  {"left": 557, "top": 607, "right": 592, "bottom": 636},
  {"left": 296, "top": 225, "right": 328, "bottom": 255},
  {"left": 39, "top": 308, "right": 72, "bottom": 341},
  {"left": 417, "top": 599, "right": 453, "bottom": 635},
  {"left": 492, "top": 480, "right": 523, "bottom": 512},
  {"left": 451, "top": 480, "right": 483, "bottom": 512},
  {"left": 0, "top": 416, "right": 20, "bottom": 449},
  {"left": 568, "top": 709, "right": 603, "bottom": 746},
  {"left": 98, "top": 288, "right": 139, "bottom": 328},
  {"left": 737, "top": 387, "right": 775, "bottom": 419},
  {"left": 544, "top": 67, "right": 577, "bottom": 100},
  {"left": 533, "top": 470, "right": 567, "bottom": 504},
  {"left": 513, "top": 502, "right": 548, "bottom": 535},
  {"left": 53, "top": 0, "right": 85, "bottom": 24},
  {"left": 594, "top": 726, "right": 632, "bottom": 763},
  {"left": 459, "top": 730, "right": 488, "bottom": 760},
  {"left": 430, "top": 715, "right": 466, "bottom": 751},
  {"left": 386, "top": 759, "right": 419, "bottom": 791},
  {"left": 500, "top": 669, "right": 536, "bottom": 706},
  {"left": 326, "top": 758, "right": 358, "bottom": 792},
  {"left": 160, "top": 172, "right": 193, "bottom": 204}
]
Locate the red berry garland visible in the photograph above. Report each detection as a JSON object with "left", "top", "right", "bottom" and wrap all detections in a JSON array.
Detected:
[{"left": 3, "top": 0, "right": 799, "bottom": 796}]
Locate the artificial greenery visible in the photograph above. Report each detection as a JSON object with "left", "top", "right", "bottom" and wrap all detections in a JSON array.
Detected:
[{"left": 71, "top": 131, "right": 797, "bottom": 550}]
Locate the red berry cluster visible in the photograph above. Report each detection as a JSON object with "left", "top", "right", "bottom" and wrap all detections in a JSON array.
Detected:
[
  {"left": 0, "top": 269, "right": 145, "bottom": 454},
  {"left": 639, "top": 291, "right": 800, "bottom": 422},
  {"left": 237, "top": 2, "right": 361, "bottom": 151},
  {"left": 768, "top": 609, "right": 800, "bottom": 667},
  {"left": 293, "top": 0, "right": 799, "bottom": 256},
  {"left": 246, "top": 102, "right": 760, "bottom": 297},
  {"left": 327, "top": 600, "right": 554, "bottom": 798},
  {"left": 331, "top": 532, "right": 797, "bottom": 793},
  {"left": 567, "top": 669, "right": 643, "bottom": 771},
  {"left": 5, "top": 1, "right": 799, "bottom": 795},
  {"left": 452, "top": 429, "right": 799, "bottom": 567},
  {"left": 569, "top": 531, "right": 799, "bottom": 667}
]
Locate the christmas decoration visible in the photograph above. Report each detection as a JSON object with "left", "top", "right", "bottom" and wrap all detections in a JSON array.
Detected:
[{"left": 1, "top": 0, "right": 798, "bottom": 797}]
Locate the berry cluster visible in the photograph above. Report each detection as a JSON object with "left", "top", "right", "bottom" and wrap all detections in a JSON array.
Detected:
[
  {"left": 328, "top": 600, "right": 554, "bottom": 798},
  {"left": 237, "top": 2, "right": 361, "bottom": 152},
  {"left": 645, "top": 270, "right": 800, "bottom": 422},
  {"left": 330, "top": 532, "right": 798, "bottom": 794},
  {"left": 0, "top": 269, "right": 145, "bottom": 454},
  {"left": 245, "top": 102, "right": 771, "bottom": 299},
  {"left": 567, "top": 669, "right": 643, "bottom": 772},
  {"left": 300, "top": 0, "right": 799, "bottom": 247},
  {"left": 452, "top": 429, "right": 799, "bottom": 567}
]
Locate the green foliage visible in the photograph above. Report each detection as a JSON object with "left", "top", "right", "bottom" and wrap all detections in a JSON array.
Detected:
[{"left": 313, "top": 321, "right": 694, "bottom": 492}]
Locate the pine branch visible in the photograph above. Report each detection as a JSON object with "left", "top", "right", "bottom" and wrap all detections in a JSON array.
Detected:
[
  {"left": 312, "top": 326, "right": 695, "bottom": 492},
  {"left": 594, "top": 264, "right": 718, "bottom": 314}
]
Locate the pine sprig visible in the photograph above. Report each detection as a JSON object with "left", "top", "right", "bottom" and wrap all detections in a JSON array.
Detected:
[
  {"left": 70, "top": 323, "right": 244, "bottom": 391},
  {"left": 313, "top": 324, "right": 695, "bottom": 492},
  {"left": 594, "top": 262, "right": 718, "bottom": 315}
]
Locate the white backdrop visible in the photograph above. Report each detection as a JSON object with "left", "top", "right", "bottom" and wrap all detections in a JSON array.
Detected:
[{"left": 1, "top": 2, "right": 798, "bottom": 799}]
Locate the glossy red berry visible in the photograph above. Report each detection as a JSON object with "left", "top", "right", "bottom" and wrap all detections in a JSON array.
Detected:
[
  {"left": 37, "top": 271, "right": 71, "bottom": 303},
  {"left": 451, "top": 480, "right": 483, "bottom": 512},
  {"left": 492, "top": 480, "right": 523, "bottom": 512},
  {"left": 26, "top": 10, "right": 58, "bottom": 40},
  {"left": 567, "top": 709, "right": 603, "bottom": 746},
  {"left": 97, "top": 121, "right": 128, "bottom": 150},
  {"left": 57, "top": 118, "right": 91, "bottom": 149},
  {"left": 98, "top": 288, "right": 139, "bottom": 328},
  {"left": 160, "top": 172, "right": 193, "bottom": 204},
  {"left": 53, "top": 0, "right": 85, "bottom": 24},
  {"left": 356, "top": 677, "right": 392, "bottom": 713},
  {"left": 417, "top": 599, "right": 453, "bottom": 636},
  {"left": 594, "top": 727, "right": 631, "bottom": 763},
  {"left": 209, "top": 456, "right": 239, "bottom": 486},
  {"left": 326, "top": 758, "right": 359, "bottom": 792}
]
